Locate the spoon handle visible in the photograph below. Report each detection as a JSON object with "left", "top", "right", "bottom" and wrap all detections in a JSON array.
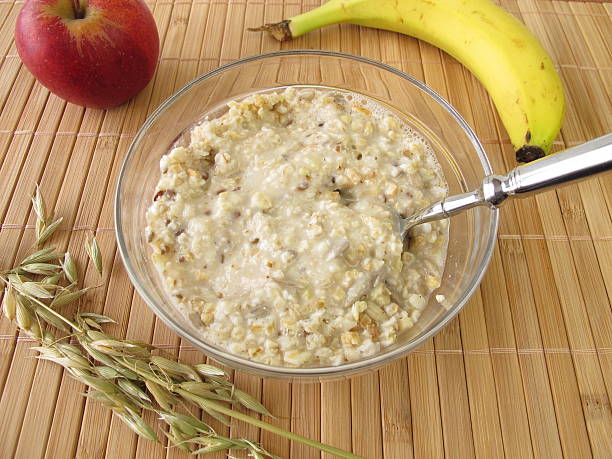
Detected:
[
  {"left": 497, "top": 132, "right": 612, "bottom": 201},
  {"left": 401, "top": 133, "right": 612, "bottom": 237}
]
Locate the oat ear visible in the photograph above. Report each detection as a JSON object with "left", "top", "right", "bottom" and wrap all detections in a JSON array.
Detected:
[{"left": 85, "top": 236, "right": 102, "bottom": 274}]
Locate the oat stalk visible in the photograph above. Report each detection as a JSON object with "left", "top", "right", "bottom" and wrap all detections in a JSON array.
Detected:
[{"left": 0, "top": 187, "right": 363, "bottom": 459}]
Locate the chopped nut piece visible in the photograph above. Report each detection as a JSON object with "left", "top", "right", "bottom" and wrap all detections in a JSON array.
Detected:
[
  {"left": 352, "top": 301, "right": 368, "bottom": 321},
  {"left": 426, "top": 275, "right": 441, "bottom": 290},
  {"left": 251, "top": 192, "right": 272, "bottom": 210},
  {"left": 408, "top": 294, "right": 427, "bottom": 310},
  {"left": 366, "top": 322, "right": 379, "bottom": 340},
  {"left": 398, "top": 316, "right": 414, "bottom": 331},
  {"left": 384, "top": 182, "right": 398, "bottom": 196},
  {"left": 341, "top": 331, "right": 361, "bottom": 346},
  {"left": 366, "top": 302, "right": 388, "bottom": 322},
  {"left": 200, "top": 311, "right": 214, "bottom": 325}
]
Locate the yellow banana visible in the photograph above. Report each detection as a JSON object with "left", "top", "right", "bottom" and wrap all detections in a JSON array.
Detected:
[{"left": 251, "top": 0, "right": 565, "bottom": 162}]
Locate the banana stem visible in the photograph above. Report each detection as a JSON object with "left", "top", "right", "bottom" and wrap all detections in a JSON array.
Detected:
[
  {"left": 249, "top": 0, "right": 352, "bottom": 40},
  {"left": 178, "top": 389, "right": 365, "bottom": 459}
]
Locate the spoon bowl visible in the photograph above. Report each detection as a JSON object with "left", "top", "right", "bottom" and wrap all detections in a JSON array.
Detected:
[{"left": 401, "top": 133, "right": 612, "bottom": 238}]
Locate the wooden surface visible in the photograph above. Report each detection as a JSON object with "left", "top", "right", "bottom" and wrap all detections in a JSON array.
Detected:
[{"left": 0, "top": 0, "right": 611, "bottom": 458}]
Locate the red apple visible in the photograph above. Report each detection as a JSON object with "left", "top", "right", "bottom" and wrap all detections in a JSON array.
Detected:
[{"left": 15, "top": 0, "right": 159, "bottom": 109}]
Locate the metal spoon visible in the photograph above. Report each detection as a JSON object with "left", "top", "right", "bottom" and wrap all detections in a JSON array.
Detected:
[{"left": 400, "top": 133, "right": 612, "bottom": 238}]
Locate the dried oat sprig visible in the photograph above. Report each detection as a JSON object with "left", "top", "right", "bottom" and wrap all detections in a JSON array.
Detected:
[
  {"left": 1, "top": 288, "right": 278, "bottom": 457},
  {"left": 0, "top": 187, "right": 364, "bottom": 459},
  {"left": 36, "top": 328, "right": 275, "bottom": 456}
]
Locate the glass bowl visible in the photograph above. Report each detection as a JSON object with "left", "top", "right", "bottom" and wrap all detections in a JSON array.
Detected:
[{"left": 115, "top": 50, "right": 498, "bottom": 380}]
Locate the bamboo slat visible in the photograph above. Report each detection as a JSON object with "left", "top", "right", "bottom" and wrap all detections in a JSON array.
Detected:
[
  {"left": 291, "top": 383, "right": 321, "bottom": 459},
  {"left": 0, "top": 1, "right": 610, "bottom": 458},
  {"left": 378, "top": 361, "right": 414, "bottom": 459},
  {"left": 459, "top": 291, "right": 507, "bottom": 459}
]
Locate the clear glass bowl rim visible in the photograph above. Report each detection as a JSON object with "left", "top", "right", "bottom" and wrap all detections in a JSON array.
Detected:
[{"left": 115, "top": 49, "right": 499, "bottom": 378}]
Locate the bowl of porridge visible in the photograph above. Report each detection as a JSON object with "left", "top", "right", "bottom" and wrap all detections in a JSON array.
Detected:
[{"left": 116, "top": 51, "right": 498, "bottom": 379}]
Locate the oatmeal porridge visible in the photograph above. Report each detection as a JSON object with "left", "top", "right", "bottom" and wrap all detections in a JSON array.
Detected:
[{"left": 146, "top": 87, "right": 449, "bottom": 367}]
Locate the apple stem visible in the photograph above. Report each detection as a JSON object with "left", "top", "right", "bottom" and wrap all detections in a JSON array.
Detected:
[{"left": 72, "top": 0, "right": 85, "bottom": 19}]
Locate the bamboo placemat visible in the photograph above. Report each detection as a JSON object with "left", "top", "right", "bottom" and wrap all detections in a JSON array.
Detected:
[{"left": 0, "top": 0, "right": 610, "bottom": 457}]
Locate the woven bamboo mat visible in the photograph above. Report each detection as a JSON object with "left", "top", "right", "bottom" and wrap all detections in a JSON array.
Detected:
[{"left": 0, "top": 0, "right": 610, "bottom": 457}]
